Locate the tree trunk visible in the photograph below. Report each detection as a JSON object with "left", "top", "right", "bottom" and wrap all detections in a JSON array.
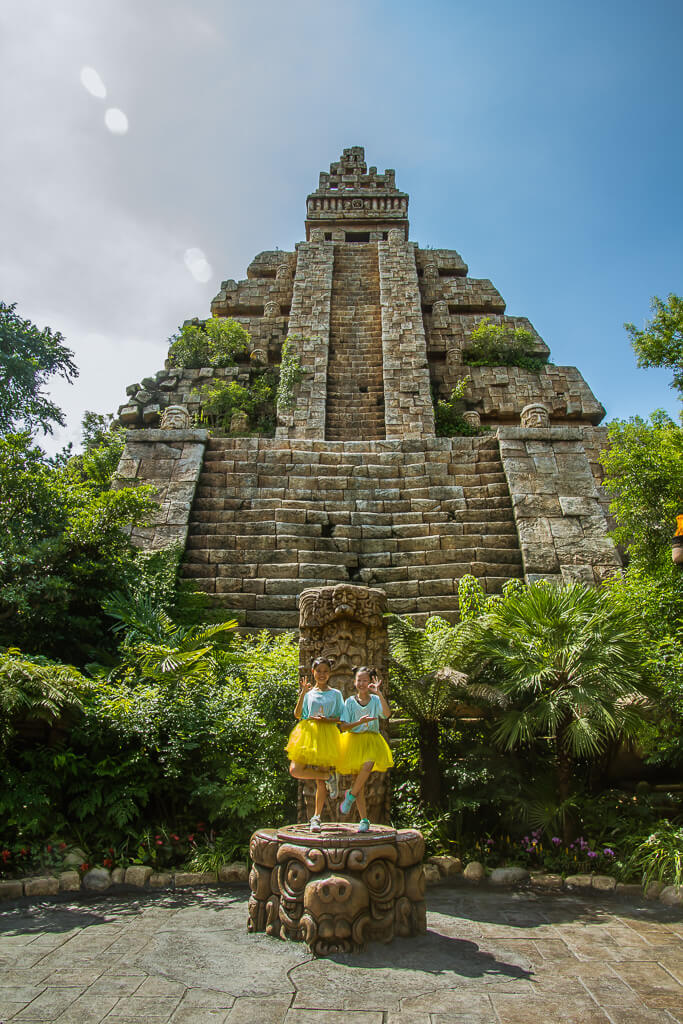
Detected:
[
  {"left": 418, "top": 720, "right": 442, "bottom": 809},
  {"left": 556, "top": 726, "right": 574, "bottom": 845}
]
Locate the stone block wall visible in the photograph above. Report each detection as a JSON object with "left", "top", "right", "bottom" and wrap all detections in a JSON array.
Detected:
[
  {"left": 498, "top": 426, "right": 621, "bottom": 586},
  {"left": 112, "top": 429, "right": 208, "bottom": 550},
  {"left": 276, "top": 241, "right": 334, "bottom": 440},
  {"left": 378, "top": 234, "right": 435, "bottom": 439}
]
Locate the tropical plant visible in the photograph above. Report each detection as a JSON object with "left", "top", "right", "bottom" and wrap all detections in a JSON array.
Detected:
[
  {"left": 624, "top": 821, "right": 683, "bottom": 890},
  {"left": 463, "top": 317, "right": 545, "bottom": 372},
  {"left": 0, "top": 650, "right": 86, "bottom": 751},
  {"left": 462, "top": 582, "right": 653, "bottom": 841},
  {"left": 167, "top": 317, "right": 250, "bottom": 369},
  {"left": 103, "top": 591, "right": 238, "bottom": 686},
  {"left": 386, "top": 614, "right": 500, "bottom": 807}
]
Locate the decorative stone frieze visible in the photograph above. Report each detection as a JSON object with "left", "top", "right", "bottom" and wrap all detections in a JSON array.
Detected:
[
  {"left": 520, "top": 403, "right": 550, "bottom": 428},
  {"left": 161, "top": 404, "right": 191, "bottom": 429}
]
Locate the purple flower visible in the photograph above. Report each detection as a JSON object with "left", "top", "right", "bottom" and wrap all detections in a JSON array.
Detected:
[
  {"left": 486, "top": 839, "right": 494, "bottom": 846},
  {"left": 603, "top": 848, "right": 615, "bottom": 857},
  {"left": 551, "top": 837, "right": 561, "bottom": 846},
  {"left": 587, "top": 851, "right": 597, "bottom": 858}
]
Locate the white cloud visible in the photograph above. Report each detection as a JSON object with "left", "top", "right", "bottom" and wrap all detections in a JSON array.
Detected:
[{"left": 104, "top": 107, "right": 128, "bottom": 134}]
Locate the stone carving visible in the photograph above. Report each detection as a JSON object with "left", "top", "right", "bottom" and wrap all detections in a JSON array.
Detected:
[
  {"left": 248, "top": 823, "right": 426, "bottom": 955},
  {"left": 264, "top": 300, "right": 281, "bottom": 318},
  {"left": 160, "top": 405, "right": 191, "bottom": 430},
  {"left": 462, "top": 410, "right": 481, "bottom": 428},
  {"left": 276, "top": 263, "right": 291, "bottom": 280},
  {"left": 422, "top": 262, "right": 439, "bottom": 280},
  {"left": 298, "top": 585, "right": 390, "bottom": 824},
  {"left": 520, "top": 402, "right": 550, "bottom": 428},
  {"left": 432, "top": 300, "right": 449, "bottom": 328}
]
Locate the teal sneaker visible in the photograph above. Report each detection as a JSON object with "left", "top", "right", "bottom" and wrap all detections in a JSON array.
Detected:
[
  {"left": 358, "top": 818, "right": 370, "bottom": 833},
  {"left": 340, "top": 790, "right": 356, "bottom": 815}
]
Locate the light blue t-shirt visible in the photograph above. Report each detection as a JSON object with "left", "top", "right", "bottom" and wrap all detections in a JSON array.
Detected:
[
  {"left": 301, "top": 687, "right": 344, "bottom": 721},
  {"left": 341, "top": 694, "right": 384, "bottom": 733}
]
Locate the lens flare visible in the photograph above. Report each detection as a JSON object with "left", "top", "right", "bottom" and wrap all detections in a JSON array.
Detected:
[
  {"left": 80, "top": 66, "right": 107, "bottom": 99},
  {"left": 105, "top": 108, "right": 129, "bottom": 135},
  {"left": 184, "top": 248, "right": 213, "bottom": 283}
]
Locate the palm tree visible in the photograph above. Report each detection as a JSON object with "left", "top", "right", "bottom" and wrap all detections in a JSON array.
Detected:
[
  {"left": 387, "top": 614, "right": 501, "bottom": 807},
  {"left": 463, "top": 582, "right": 653, "bottom": 842},
  {"left": 104, "top": 592, "right": 238, "bottom": 687}
]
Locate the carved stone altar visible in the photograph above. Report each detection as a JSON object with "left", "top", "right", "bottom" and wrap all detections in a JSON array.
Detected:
[
  {"left": 298, "top": 584, "right": 390, "bottom": 824},
  {"left": 248, "top": 823, "right": 426, "bottom": 955}
]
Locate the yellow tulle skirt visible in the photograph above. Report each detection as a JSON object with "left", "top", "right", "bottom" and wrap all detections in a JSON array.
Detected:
[
  {"left": 337, "top": 730, "right": 394, "bottom": 775},
  {"left": 285, "top": 719, "right": 341, "bottom": 769}
]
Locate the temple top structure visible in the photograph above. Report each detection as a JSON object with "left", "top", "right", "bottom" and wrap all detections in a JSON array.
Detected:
[{"left": 305, "top": 145, "right": 409, "bottom": 241}]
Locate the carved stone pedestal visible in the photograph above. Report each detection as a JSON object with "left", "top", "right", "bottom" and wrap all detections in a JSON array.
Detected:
[{"left": 248, "top": 823, "right": 426, "bottom": 956}]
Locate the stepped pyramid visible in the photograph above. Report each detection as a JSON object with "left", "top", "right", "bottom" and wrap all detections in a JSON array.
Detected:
[{"left": 114, "top": 146, "right": 621, "bottom": 628}]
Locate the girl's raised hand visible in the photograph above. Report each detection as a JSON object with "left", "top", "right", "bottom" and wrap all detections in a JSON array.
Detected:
[
  {"left": 368, "top": 676, "right": 382, "bottom": 694},
  {"left": 299, "top": 674, "right": 313, "bottom": 693}
]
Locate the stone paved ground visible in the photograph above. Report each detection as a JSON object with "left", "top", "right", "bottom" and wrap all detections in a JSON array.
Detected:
[{"left": 0, "top": 887, "right": 681, "bottom": 1024}]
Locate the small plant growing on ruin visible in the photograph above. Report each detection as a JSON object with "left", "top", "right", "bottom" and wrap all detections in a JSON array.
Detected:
[
  {"left": 463, "top": 317, "right": 545, "bottom": 372},
  {"left": 167, "top": 317, "right": 250, "bottom": 369},
  {"left": 276, "top": 337, "right": 306, "bottom": 411},
  {"left": 434, "top": 376, "right": 480, "bottom": 436},
  {"left": 194, "top": 371, "right": 277, "bottom": 435}
]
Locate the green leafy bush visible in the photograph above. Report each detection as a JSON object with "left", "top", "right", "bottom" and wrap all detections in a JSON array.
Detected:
[
  {"left": 463, "top": 317, "right": 545, "bottom": 372},
  {"left": 433, "top": 377, "right": 481, "bottom": 437},
  {"left": 194, "top": 370, "right": 277, "bottom": 435},
  {"left": 624, "top": 821, "right": 683, "bottom": 889},
  {"left": 167, "top": 317, "right": 250, "bottom": 369}
]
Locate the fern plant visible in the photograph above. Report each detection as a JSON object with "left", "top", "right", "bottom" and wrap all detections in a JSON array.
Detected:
[{"left": 0, "top": 650, "right": 85, "bottom": 750}]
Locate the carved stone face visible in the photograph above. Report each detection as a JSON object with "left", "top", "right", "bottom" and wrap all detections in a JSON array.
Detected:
[
  {"left": 264, "top": 301, "right": 280, "bottom": 318},
  {"left": 423, "top": 263, "right": 439, "bottom": 280},
  {"left": 520, "top": 403, "right": 550, "bottom": 428},
  {"left": 320, "top": 618, "right": 368, "bottom": 695},
  {"left": 160, "top": 405, "right": 191, "bottom": 429}
]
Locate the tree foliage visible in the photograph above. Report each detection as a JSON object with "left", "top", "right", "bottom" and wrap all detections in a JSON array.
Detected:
[
  {"left": 601, "top": 411, "right": 683, "bottom": 567},
  {"left": 0, "top": 302, "right": 78, "bottom": 435},
  {"left": 0, "top": 430, "right": 158, "bottom": 661},
  {"left": 625, "top": 294, "right": 683, "bottom": 400},
  {"left": 167, "top": 317, "right": 250, "bottom": 369}
]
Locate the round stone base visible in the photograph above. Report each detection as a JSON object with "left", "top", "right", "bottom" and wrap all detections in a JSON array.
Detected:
[{"left": 248, "top": 822, "right": 426, "bottom": 956}]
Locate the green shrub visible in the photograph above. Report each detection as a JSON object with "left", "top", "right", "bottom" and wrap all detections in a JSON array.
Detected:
[
  {"left": 194, "top": 370, "right": 277, "bottom": 435},
  {"left": 463, "top": 317, "right": 545, "bottom": 372},
  {"left": 433, "top": 377, "right": 481, "bottom": 437},
  {"left": 167, "top": 317, "right": 250, "bottom": 369},
  {"left": 623, "top": 821, "right": 683, "bottom": 889}
]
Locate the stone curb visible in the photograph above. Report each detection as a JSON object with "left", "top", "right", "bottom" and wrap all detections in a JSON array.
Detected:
[{"left": 1, "top": 862, "right": 680, "bottom": 908}]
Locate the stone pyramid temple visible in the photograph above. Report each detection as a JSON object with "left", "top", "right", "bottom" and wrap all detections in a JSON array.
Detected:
[{"left": 114, "top": 146, "right": 621, "bottom": 629}]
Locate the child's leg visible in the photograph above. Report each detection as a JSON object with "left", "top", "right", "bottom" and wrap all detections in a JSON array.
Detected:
[
  {"left": 289, "top": 761, "right": 330, "bottom": 781},
  {"left": 351, "top": 760, "right": 374, "bottom": 820},
  {"left": 314, "top": 778, "right": 327, "bottom": 817}
]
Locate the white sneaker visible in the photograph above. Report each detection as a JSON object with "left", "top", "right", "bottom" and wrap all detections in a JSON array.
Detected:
[
  {"left": 326, "top": 773, "right": 338, "bottom": 800},
  {"left": 309, "top": 814, "right": 322, "bottom": 833}
]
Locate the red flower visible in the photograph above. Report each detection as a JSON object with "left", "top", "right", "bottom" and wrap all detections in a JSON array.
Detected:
[
  {"left": 59, "top": 842, "right": 67, "bottom": 850},
  {"left": 171, "top": 834, "right": 180, "bottom": 842},
  {"left": 103, "top": 858, "right": 113, "bottom": 868},
  {"left": 21, "top": 847, "right": 29, "bottom": 856},
  {"left": 155, "top": 835, "right": 161, "bottom": 840},
  {"left": 109, "top": 847, "right": 114, "bottom": 854},
  {"left": 155, "top": 840, "right": 163, "bottom": 846},
  {"left": 1, "top": 850, "right": 11, "bottom": 861},
  {"left": 188, "top": 834, "right": 195, "bottom": 842},
  {"left": 46, "top": 844, "right": 53, "bottom": 853},
  {"left": 80, "top": 862, "right": 89, "bottom": 872},
  {"left": 197, "top": 822, "right": 205, "bottom": 831}
]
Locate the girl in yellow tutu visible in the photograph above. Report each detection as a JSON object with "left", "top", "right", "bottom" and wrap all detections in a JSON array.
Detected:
[
  {"left": 286, "top": 657, "right": 344, "bottom": 833},
  {"left": 338, "top": 666, "right": 393, "bottom": 832}
]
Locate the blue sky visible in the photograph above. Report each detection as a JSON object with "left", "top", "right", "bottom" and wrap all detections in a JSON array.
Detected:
[{"left": 1, "top": 0, "right": 681, "bottom": 451}]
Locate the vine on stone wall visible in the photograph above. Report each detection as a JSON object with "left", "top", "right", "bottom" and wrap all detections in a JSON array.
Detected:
[{"left": 276, "top": 337, "right": 306, "bottom": 411}]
